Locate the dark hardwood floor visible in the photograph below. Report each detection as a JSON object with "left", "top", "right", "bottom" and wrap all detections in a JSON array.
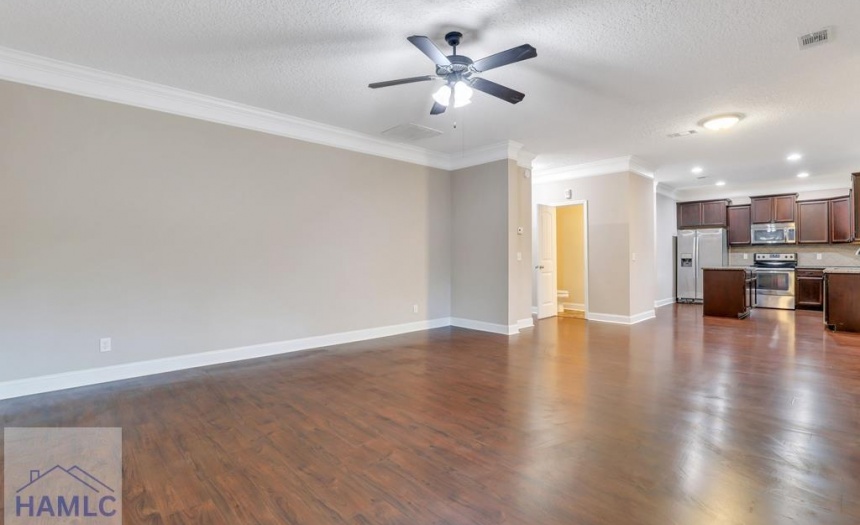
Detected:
[{"left": 2, "top": 305, "right": 860, "bottom": 524}]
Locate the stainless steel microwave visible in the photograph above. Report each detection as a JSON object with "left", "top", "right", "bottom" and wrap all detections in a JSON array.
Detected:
[{"left": 751, "top": 223, "right": 796, "bottom": 244}]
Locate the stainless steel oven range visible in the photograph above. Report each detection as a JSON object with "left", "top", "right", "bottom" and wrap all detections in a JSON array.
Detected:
[{"left": 753, "top": 253, "right": 796, "bottom": 310}]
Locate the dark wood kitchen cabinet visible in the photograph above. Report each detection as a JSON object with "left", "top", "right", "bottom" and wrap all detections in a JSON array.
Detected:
[
  {"left": 703, "top": 268, "right": 754, "bottom": 319},
  {"left": 796, "top": 268, "right": 824, "bottom": 310},
  {"left": 727, "top": 205, "right": 751, "bottom": 245},
  {"left": 751, "top": 194, "right": 797, "bottom": 224},
  {"left": 825, "top": 271, "right": 860, "bottom": 332},
  {"left": 678, "top": 202, "right": 702, "bottom": 229},
  {"left": 677, "top": 199, "right": 729, "bottom": 229},
  {"left": 830, "top": 195, "right": 855, "bottom": 243},
  {"left": 796, "top": 200, "right": 829, "bottom": 244}
]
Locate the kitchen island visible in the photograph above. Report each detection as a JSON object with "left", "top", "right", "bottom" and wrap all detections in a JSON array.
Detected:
[
  {"left": 702, "top": 267, "right": 755, "bottom": 319},
  {"left": 824, "top": 268, "right": 860, "bottom": 332}
]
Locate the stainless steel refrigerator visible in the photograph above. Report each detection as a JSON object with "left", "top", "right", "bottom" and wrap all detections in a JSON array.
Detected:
[{"left": 676, "top": 228, "right": 728, "bottom": 302}]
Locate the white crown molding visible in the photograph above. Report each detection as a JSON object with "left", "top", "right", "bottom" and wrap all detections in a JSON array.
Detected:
[
  {"left": 532, "top": 156, "right": 654, "bottom": 184},
  {"left": 0, "top": 46, "right": 530, "bottom": 173},
  {"left": 517, "top": 150, "right": 537, "bottom": 169},
  {"left": 673, "top": 173, "right": 852, "bottom": 202},
  {"left": 656, "top": 182, "right": 678, "bottom": 200},
  {"left": 447, "top": 141, "right": 526, "bottom": 171}
]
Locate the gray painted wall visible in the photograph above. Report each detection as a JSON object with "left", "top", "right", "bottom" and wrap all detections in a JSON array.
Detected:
[
  {"left": 451, "top": 160, "right": 510, "bottom": 325},
  {"left": 655, "top": 193, "right": 677, "bottom": 302},
  {"left": 0, "top": 80, "right": 452, "bottom": 382},
  {"left": 627, "top": 173, "right": 656, "bottom": 316},
  {"left": 533, "top": 172, "right": 634, "bottom": 317}
]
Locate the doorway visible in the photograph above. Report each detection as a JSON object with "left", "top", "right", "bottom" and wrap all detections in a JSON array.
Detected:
[{"left": 535, "top": 201, "right": 589, "bottom": 320}]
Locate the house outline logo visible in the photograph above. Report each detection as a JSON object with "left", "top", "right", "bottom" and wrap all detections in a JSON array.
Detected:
[
  {"left": 4, "top": 427, "right": 122, "bottom": 524},
  {"left": 17, "top": 465, "right": 115, "bottom": 494},
  {"left": 14, "top": 464, "right": 118, "bottom": 519}
]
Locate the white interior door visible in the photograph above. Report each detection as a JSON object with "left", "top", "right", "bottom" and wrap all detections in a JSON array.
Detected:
[{"left": 536, "top": 204, "right": 558, "bottom": 319}]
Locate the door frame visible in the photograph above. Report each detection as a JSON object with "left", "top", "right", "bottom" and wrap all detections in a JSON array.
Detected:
[{"left": 535, "top": 200, "right": 590, "bottom": 317}]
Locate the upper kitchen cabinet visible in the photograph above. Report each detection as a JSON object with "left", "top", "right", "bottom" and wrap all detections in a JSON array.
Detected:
[
  {"left": 830, "top": 195, "right": 855, "bottom": 243},
  {"left": 797, "top": 200, "right": 829, "bottom": 244},
  {"left": 751, "top": 194, "right": 797, "bottom": 224},
  {"left": 727, "top": 205, "right": 751, "bottom": 245},
  {"left": 677, "top": 199, "right": 729, "bottom": 229}
]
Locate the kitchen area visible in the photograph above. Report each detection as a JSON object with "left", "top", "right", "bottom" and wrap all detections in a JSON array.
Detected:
[{"left": 675, "top": 172, "right": 860, "bottom": 331}]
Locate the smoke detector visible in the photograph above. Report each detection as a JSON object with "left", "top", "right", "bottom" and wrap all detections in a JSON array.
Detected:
[{"left": 798, "top": 27, "right": 834, "bottom": 50}]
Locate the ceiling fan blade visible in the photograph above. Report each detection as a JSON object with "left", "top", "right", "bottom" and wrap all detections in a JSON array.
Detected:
[
  {"left": 407, "top": 35, "right": 452, "bottom": 66},
  {"left": 471, "top": 44, "right": 537, "bottom": 72},
  {"left": 430, "top": 102, "right": 447, "bottom": 115},
  {"left": 368, "top": 75, "right": 435, "bottom": 89},
  {"left": 469, "top": 77, "right": 526, "bottom": 104}
]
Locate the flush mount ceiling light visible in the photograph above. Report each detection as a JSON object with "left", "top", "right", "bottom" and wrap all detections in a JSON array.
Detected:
[
  {"left": 787, "top": 153, "right": 803, "bottom": 162},
  {"left": 715, "top": 181, "right": 726, "bottom": 186},
  {"left": 797, "top": 172, "right": 810, "bottom": 178},
  {"left": 691, "top": 166, "right": 704, "bottom": 174},
  {"left": 699, "top": 113, "right": 744, "bottom": 131}
]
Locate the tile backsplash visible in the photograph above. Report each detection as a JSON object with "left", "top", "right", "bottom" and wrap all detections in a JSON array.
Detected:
[{"left": 729, "top": 243, "right": 860, "bottom": 267}]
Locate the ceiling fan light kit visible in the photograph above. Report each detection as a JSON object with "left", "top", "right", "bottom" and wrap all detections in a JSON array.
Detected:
[{"left": 369, "top": 31, "right": 537, "bottom": 115}]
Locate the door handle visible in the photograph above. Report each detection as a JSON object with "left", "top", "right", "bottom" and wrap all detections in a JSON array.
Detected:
[{"left": 535, "top": 265, "right": 545, "bottom": 270}]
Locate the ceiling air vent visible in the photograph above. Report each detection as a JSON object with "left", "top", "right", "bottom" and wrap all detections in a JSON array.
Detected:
[
  {"left": 798, "top": 27, "right": 833, "bottom": 50},
  {"left": 381, "top": 123, "right": 443, "bottom": 142},
  {"left": 667, "top": 130, "right": 698, "bottom": 139}
]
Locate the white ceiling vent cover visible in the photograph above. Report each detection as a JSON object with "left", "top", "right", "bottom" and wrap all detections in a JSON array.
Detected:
[
  {"left": 381, "top": 123, "right": 443, "bottom": 142},
  {"left": 798, "top": 27, "right": 833, "bottom": 50},
  {"left": 667, "top": 130, "right": 698, "bottom": 139}
]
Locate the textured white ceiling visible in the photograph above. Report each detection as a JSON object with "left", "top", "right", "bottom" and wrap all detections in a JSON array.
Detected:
[{"left": 0, "top": 0, "right": 858, "bottom": 190}]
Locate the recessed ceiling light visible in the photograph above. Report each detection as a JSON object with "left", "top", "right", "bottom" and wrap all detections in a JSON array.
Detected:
[
  {"left": 691, "top": 166, "right": 703, "bottom": 174},
  {"left": 699, "top": 113, "right": 744, "bottom": 131},
  {"left": 715, "top": 181, "right": 726, "bottom": 186},
  {"left": 787, "top": 153, "right": 803, "bottom": 162},
  {"left": 797, "top": 172, "right": 810, "bottom": 178}
]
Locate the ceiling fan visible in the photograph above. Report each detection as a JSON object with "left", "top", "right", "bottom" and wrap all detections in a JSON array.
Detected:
[{"left": 369, "top": 32, "right": 537, "bottom": 115}]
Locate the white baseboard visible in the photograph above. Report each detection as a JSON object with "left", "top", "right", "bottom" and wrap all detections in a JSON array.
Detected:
[
  {"left": 0, "top": 318, "right": 451, "bottom": 401},
  {"left": 654, "top": 298, "right": 676, "bottom": 308},
  {"left": 516, "top": 317, "right": 535, "bottom": 330},
  {"left": 587, "top": 310, "right": 656, "bottom": 325},
  {"left": 531, "top": 306, "right": 538, "bottom": 315},
  {"left": 450, "top": 317, "right": 518, "bottom": 335},
  {"left": 562, "top": 302, "right": 586, "bottom": 311},
  {"left": 629, "top": 310, "right": 657, "bottom": 324}
]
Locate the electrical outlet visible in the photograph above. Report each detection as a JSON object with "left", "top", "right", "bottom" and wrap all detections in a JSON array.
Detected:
[
  {"left": 412, "top": 304, "right": 419, "bottom": 314},
  {"left": 743, "top": 253, "right": 749, "bottom": 260},
  {"left": 816, "top": 253, "right": 823, "bottom": 260},
  {"left": 632, "top": 252, "right": 637, "bottom": 262},
  {"left": 517, "top": 252, "right": 522, "bottom": 261},
  {"left": 100, "top": 338, "right": 112, "bottom": 353}
]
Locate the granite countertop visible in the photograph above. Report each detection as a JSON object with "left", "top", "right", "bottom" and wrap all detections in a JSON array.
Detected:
[
  {"left": 702, "top": 267, "right": 748, "bottom": 271},
  {"left": 823, "top": 267, "right": 860, "bottom": 274}
]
